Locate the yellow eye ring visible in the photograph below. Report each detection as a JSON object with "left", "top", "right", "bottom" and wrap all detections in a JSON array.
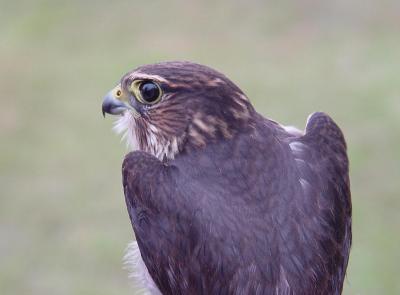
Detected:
[
  {"left": 116, "top": 89, "right": 122, "bottom": 97},
  {"left": 130, "top": 80, "right": 162, "bottom": 105}
]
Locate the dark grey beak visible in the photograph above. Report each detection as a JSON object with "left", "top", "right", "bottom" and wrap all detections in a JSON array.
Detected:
[{"left": 102, "top": 92, "right": 128, "bottom": 117}]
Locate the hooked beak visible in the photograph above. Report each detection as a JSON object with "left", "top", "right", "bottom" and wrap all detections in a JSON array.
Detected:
[{"left": 102, "top": 91, "right": 129, "bottom": 117}]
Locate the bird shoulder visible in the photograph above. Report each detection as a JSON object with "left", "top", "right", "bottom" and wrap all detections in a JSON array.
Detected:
[{"left": 122, "top": 151, "right": 169, "bottom": 208}]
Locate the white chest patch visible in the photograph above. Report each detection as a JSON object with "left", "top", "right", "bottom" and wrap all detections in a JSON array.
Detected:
[{"left": 124, "top": 241, "right": 161, "bottom": 295}]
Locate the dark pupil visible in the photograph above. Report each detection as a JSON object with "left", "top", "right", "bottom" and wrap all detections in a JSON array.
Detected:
[{"left": 139, "top": 82, "right": 160, "bottom": 103}]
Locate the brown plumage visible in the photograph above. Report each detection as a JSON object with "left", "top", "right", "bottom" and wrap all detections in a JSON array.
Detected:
[{"left": 102, "top": 61, "right": 351, "bottom": 295}]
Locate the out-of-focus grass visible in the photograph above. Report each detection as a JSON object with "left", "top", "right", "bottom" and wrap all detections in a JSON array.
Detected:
[{"left": 0, "top": 0, "right": 399, "bottom": 294}]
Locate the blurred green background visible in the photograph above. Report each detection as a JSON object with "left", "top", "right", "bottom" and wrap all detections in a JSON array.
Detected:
[{"left": 1, "top": 0, "right": 399, "bottom": 294}]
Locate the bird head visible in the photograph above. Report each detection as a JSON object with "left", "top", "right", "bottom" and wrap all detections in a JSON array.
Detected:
[{"left": 102, "top": 61, "right": 254, "bottom": 160}]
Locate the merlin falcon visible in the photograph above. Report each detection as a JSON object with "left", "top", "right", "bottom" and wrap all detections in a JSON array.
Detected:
[{"left": 102, "top": 61, "right": 351, "bottom": 295}]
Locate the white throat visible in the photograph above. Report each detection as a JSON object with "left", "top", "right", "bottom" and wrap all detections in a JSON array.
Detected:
[{"left": 113, "top": 112, "right": 179, "bottom": 160}]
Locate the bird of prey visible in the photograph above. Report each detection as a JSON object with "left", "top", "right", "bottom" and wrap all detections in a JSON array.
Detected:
[{"left": 102, "top": 61, "right": 351, "bottom": 295}]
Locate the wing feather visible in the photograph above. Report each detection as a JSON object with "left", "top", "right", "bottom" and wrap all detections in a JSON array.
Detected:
[{"left": 289, "top": 112, "right": 351, "bottom": 294}]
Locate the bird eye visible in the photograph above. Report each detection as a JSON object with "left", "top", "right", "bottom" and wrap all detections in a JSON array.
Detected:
[{"left": 133, "top": 81, "right": 161, "bottom": 104}]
